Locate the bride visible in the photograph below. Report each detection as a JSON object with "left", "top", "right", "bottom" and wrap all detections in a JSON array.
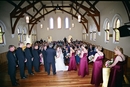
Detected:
[{"left": 55, "top": 46, "right": 68, "bottom": 72}]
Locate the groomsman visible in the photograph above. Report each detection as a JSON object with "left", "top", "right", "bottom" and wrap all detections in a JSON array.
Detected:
[
  {"left": 16, "top": 42, "right": 27, "bottom": 79},
  {"left": 41, "top": 45, "right": 47, "bottom": 72},
  {"left": 46, "top": 43, "right": 56, "bottom": 75},
  {"left": 7, "top": 45, "right": 19, "bottom": 86},
  {"left": 24, "top": 43, "right": 34, "bottom": 75}
]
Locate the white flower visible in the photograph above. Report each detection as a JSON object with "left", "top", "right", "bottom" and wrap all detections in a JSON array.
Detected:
[{"left": 88, "top": 55, "right": 94, "bottom": 61}]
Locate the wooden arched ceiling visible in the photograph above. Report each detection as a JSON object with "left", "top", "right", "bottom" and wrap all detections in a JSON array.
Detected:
[{"left": 6, "top": 0, "right": 130, "bottom": 35}]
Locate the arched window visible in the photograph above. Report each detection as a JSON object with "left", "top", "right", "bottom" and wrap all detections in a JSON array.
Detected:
[
  {"left": 17, "top": 28, "right": 22, "bottom": 42},
  {"left": 105, "top": 21, "right": 110, "bottom": 42},
  {"left": 90, "top": 32, "right": 92, "bottom": 40},
  {"left": 93, "top": 31, "right": 96, "bottom": 41},
  {"left": 113, "top": 18, "right": 120, "bottom": 42},
  {"left": 49, "top": 17, "right": 54, "bottom": 29},
  {"left": 23, "top": 28, "right": 27, "bottom": 41},
  {"left": 65, "top": 17, "right": 69, "bottom": 29},
  {"left": 57, "top": 17, "right": 61, "bottom": 29},
  {"left": 112, "top": 14, "right": 122, "bottom": 43},
  {"left": 0, "top": 26, "right": 5, "bottom": 44}
]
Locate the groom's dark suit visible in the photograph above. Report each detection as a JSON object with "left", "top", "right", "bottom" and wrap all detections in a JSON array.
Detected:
[{"left": 46, "top": 47, "right": 56, "bottom": 75}]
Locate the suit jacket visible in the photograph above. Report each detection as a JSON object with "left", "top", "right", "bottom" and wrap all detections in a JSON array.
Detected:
[
  {"left": 46, "top": 48, "right": 56, "bottom": 63},
  {"left": 24, "top": 48, "right": 33, "bottom": 61},
  {"left": 15, "top": 47, "right": 25, "bottom": 64},
  {"left": 7, "top": 51, "right": 16, "bottom": 75},
  {"left": 42, "top": 50, "right": 47, "bottom": 59}
]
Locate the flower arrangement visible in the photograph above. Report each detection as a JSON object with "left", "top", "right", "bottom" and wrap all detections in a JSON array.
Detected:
[
  {"left": 88, "top": 55, "right": 94, "bottom": 63},
  {"left": 77, "top": 50, "right": 81, "bottom": 56},
  {"left": 105, "top": 59, "right": 114, "bottom": 67},
  {"left": 65, "top": 53, "right": 70, "bottom": 58}
]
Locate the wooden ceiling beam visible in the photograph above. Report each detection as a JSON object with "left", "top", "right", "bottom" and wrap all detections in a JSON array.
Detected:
[
  {"left": 59, "top": 8, "right": 88, "bottom": 33},
  {"left": 51, "top": 0, "right": 54, "bottom": 6},
  {"left": 86, "top": 1, "right": 99, "bottom": 13},
  {"left": 26, "top": 0, "right": 42, "bottom": 16},
  {"left": 71, "top": 5, "right": 88, "bottom": 23},
  {"left": 73, "top": 1, "right": 100, "bottom": 32},
  {"left": 7, "top": 0, "right": 25, "bottom": 16},
  {"left": 75, "top": 0, "right": 84, "bottom": 16},
  {"left": 29, "top": 9, "right": 56, "bottom": 34},
  {"left": 15, "top": 0, "right": 40, "bottom": 14},
  {"left": 30, "top": 5, "right": 44, "bottom": 22}
]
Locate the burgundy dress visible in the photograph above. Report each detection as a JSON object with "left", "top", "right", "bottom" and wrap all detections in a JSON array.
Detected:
[
  {"left": 78, "top": 53, "right": 89, "bottom": 77},
  {"left": 91, "top": 56, "right": 104, "bottom": 87},
  {"left": 68, "top": 53, "right": 77, "bottom": 71},
  {"left": 107, "top": 57, "right": 125, "bottom": 87}
]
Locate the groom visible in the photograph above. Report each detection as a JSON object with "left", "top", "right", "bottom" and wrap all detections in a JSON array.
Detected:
[{"left": 46, "top": 43, "right": 56, "bottom": 75}]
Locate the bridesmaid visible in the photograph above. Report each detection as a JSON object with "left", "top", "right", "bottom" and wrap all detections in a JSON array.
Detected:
[
  {"left": 107, "top": 46, "right": 125, "bottom": 87},
  {"left": 78, "top": 44, "right": 89, "bottom": 77},
  {"left": 68, "top": 46, "right": 77, "bottom": 71},
  {"left": 32, "top": 44, "right": 40, "bottom": 72},
  {"left": 75, "top": 46, "right": 81, "bottom": 64},
  {"left": 91, "top": 46, "right": 104, "bottom": 87}
]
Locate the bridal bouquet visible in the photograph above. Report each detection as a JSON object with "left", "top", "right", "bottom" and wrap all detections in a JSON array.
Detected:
[
  {"left": 65, "top": 53, "right": 70, "bottom": 58},
  {"left": 88, "top": 55, "right": 94, "bottom": 63},
  {"left": 105, "top": 59, "right": 114, "bottom": 67},
  {"left": 77, "top": 50, "right": 81, "bottom": 56}
]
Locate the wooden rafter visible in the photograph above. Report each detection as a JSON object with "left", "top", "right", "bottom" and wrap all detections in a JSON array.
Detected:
[
  {"left": 7, "top": 0, "right": 40, "bottom": 34},
  {"left": 75, "top": 0, "right": 84, "bottom": 16},
  {"left": 29, "top": 9, "right": 56, "bottom": 35},
  {"left": 122, "top": 1, "right": 130, "bottom": 21},
  {"left": 26, "top": 0, "right": 42, "bottom": 16},
  {"left": 30, "top": 5, "right": 45, "bottom": 22},
  {"left": 60, "top": 8, "right": 88, "bottom": 33},
  {"left": 71, "top": 5, "right": 88, "bottom": 33},
  {"left": 73, "top": 1, "right": 100, "bottom": 32}
]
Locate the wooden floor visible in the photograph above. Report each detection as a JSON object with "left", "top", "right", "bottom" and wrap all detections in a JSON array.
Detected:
[{"left": 0, "top": 62, "right": 130, "bottom": 87}]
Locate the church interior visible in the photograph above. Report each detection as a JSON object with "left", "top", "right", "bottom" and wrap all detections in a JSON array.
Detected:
[{"left": 0, "top": 0, "right": 130, "bottom": 87}]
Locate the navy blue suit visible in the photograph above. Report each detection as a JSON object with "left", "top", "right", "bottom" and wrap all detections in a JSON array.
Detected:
[
  {"left": 15, "top": 47, "right": 26, "bottom": 78},
  {"left": 7, "top": 51, "right": 17, "bottom": 85},
  {"left": 42, "top": 50, "right": 47, "bottom": 71},
  {"left": 24, "top": 48, "right": 33, "bottom": 74},
  {"left": 32, "top": 49, "right": 40, "bottom": 72},
  {"left": 46, "top": 48, "right": 56, "bottom": 75}
]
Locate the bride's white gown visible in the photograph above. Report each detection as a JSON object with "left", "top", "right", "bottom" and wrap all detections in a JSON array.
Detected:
[{"left": 55, "top": 51, "right": 68, "bottom": 72}]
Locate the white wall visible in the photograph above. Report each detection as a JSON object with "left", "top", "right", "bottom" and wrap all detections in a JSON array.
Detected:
[
  {"left": 37, "top": 12, "right": 82, "bottom": 41},
  {"left": 83, "top": 1, "right": 130, "bottom": 57}
]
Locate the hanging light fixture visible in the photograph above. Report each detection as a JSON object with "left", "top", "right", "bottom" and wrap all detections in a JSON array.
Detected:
[
  {"left": 40, "top": 24, "right": 43, "bottom": 28},
  {"left": 26, "top": 16, "right": 29, "bottom": 23},
  {"left": 78, "top": 15, "right": 81, "bottom": 22}
]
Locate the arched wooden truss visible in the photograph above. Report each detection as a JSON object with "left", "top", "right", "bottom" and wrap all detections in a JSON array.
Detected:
[{"left": 6, "top": 0, "right": 130, "bottom": 35}]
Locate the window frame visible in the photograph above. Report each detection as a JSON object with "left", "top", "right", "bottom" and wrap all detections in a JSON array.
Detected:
[
  {"left": 65, "top": 17, "right": 69, "bottom": 29},
  {"left": 0, "top": 26, "right": 5, "bottom": 44},
  {"left": 57, "top": 16, "right": 62, "bottom": 29},
  {"left": 0, "top": 21, "right": 6, "bottom": 46},
  {"left": 49, "top": 17, "right": 54, "bottom": 29},
  {"left": 92, "top": 31, "right": 96, "bottom": 41},
  {"left": 112, "top": 14, "right": 122, "bottom": 43}
]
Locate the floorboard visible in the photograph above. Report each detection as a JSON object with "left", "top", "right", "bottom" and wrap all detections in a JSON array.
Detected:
[{"left": 0, "top": 63, "right": 129, "bottom": 87}]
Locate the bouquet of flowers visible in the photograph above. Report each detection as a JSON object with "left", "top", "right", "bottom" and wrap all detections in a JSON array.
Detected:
[
  {"left": 88, "top": 55, "right": 94, "bottom": 63},
  {"left": 77, "top": 50, "right": 81, "bottom": 56},
  {"left": 105, "top": 59, "right": 114, "bottom": 67},
  {"left": 65, "top": 53, "right": 70, "bottom": 58}
]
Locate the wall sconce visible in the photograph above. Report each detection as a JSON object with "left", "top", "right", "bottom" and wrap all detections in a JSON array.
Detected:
[
  {"left": 78, "top": 15, "right": 81, "bottom": 22},
  {"left": 72, "top": 23, "right": 74, "bottom": 28},
  {"left": 41, "top": 24, "right": 43, "bottom": 28},
  {"left": 47, "top": 27, "right": 49, "bottom": 31},
  {"left": 26, "top": 16, "right": 29, "bottom": 23}
]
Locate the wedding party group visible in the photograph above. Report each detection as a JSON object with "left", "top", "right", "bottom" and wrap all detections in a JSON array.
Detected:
[{"left": 7, "top": 39, "right": 126, "bottom": 87}]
